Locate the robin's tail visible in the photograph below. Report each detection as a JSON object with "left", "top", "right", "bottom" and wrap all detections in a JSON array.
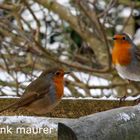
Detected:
[{"left": 0, "top": 101, "right": 18, "bottom": 113}]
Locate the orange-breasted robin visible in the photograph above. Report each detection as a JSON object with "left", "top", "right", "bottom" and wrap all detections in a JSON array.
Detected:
[
  {"left": 112, "top": 33, "right": 140, "bottom": 82},
  {"left": 0, "top": 67, "right": 70, "bottom": 115}
]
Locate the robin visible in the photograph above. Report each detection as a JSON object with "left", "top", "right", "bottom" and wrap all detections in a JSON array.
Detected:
[
  {"left": 112, "top": 33, "right": 140, "bottom": 81},
  {"left": 112, "top": 33, "right": 140, "bottom": 101},
  {"left": 0, "top": 67, "right": 70, "bottom": 115}
]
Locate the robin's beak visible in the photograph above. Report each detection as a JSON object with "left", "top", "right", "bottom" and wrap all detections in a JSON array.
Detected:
[{"left": 64, "top": 71, "right": 71, "bottom": 75}]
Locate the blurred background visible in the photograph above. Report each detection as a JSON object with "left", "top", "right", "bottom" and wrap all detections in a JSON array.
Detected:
[{"left": 0, "top": 0, "right": 140, "bottom": 99}]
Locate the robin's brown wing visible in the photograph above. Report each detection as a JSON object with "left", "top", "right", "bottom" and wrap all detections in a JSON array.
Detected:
[
  {"left": 0, "top": 91, "right": 48, "bottom": 113},
  {"left": 24, "top": 68, "right": 58, "bottom": 94},
  {"left": 0, "top": 72, "right": 51, "bottom": 113},
  {"left": 16, "top": 90, "right": 49, "bottom": 107},
  {"left": 0, "top": 89, "right": 50, "bottom": 113},
  {"left": 23, "top": 72, "right": 51, "bottom": 95},
  {"left": 13, "top": 73, "right": 52, "bottom": 108}
]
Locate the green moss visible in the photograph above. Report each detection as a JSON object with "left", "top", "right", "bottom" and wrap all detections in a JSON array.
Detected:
[{"left": 0, "top": 98, "right": 135, "bottom": 118}]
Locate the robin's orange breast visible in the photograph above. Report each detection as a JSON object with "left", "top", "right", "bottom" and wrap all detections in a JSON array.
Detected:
[
  {"left": 112, "top": 41, "right": 132, "bottom": 65},
  {"left": 53, "top": 77, "right": 64, "bottom": 99}
]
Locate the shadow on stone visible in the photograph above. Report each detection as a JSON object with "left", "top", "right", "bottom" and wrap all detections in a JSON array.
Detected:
[{"left": 58, "top": 123, "right": 77, "bottom": 140}]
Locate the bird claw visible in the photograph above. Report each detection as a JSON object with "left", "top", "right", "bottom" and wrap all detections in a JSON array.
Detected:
[
  {"left": 134, "top": 98, "right": 140, "bottom": 104},
  {"left": 120, "top": 95, "right": 127, "bottom": 102},
  {"left": 119, "top": 95, "right": 127, "bottom": 106}
]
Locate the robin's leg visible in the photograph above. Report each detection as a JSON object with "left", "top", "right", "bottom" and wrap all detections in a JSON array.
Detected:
[
  {"left": 119, "top": 95, "right": 127, "bottom": 106},
  {"left": 120, "top": 95, "right": 127, "bottom": 102},
  {"left": 119, "top": 82, "right": 129, "bottom": 106}
]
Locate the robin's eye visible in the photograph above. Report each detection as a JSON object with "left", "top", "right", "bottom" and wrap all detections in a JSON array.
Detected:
[
  {"left": 55, "top": 71, "right": 61, "bottom": 76},
  {"left": 122, "top": 37, "right": 126, "bottom": 40},
  {"left": 113, "top": 37, "right": 117, "bottom": 40}
]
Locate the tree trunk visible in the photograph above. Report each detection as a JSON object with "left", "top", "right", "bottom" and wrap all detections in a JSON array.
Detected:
[{"left": 58, "top": 104, "right": 140, "bottom": 140}]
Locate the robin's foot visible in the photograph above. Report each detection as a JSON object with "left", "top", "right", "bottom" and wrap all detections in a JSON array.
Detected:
[
  {"left": 119, "top": 95, "right": 127, "bottom": 106},
  {"left": 127, "top": 80, "right": 131, "bottom": 84},
  {"left": 134, "top": 97, "right": 140, "bottom": 104}
]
